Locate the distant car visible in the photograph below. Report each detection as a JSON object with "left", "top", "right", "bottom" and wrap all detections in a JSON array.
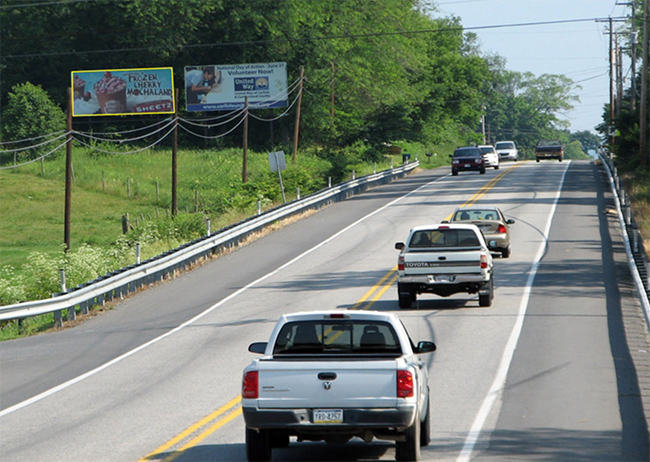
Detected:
[
  {"left": 450, "top": 147, "right": 485, "bottom": 176},
  {"left": 495, "top": 141, "right": 518, "bottom": 161},
  {"left": 478, "top": 145, "right": 499, "bottom": 169},
  {"left": 443, "top": 206, "right": 515, "bottom": 258}
]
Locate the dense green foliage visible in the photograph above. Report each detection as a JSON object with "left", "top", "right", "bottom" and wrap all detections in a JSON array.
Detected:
[
  {"left": 1, "top": 0, "right": 580, "bottom": 154},
  {"left": 1, "top": 83, "right": 66, "bottom": 162}
]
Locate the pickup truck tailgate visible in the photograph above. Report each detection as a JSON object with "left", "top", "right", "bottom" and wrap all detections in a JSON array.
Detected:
[
  {"left": 403, "top": 250, "right": 481, "bottom": 276},
  {"left": 257, "top": 359, "right": 399, "bottom": 409}
]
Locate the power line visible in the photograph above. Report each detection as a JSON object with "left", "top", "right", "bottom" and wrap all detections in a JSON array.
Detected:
[
  {"left": 0, "top": 16, "right": 627, "bottom": 60},
  {"left": 0, "top": 0, "right": 103, "bottom": 10}
]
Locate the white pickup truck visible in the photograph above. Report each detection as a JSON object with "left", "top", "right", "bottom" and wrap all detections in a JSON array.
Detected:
[
  {"left": 395, "top": 223, "right": 494, "bottom": 308},
  {"left": 242, "top": 310, "right": 436, "bottom": 461}
]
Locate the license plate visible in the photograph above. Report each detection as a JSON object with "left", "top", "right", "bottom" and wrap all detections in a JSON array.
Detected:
[
  {"left": 464, "top": 163, "right": 471, "bottom": 168},
  {"left": 313, "top": 409, "right": 343, "bottom": 424},
  {"left": 435, "top": 274, "right": 454, "bottom": 282}
]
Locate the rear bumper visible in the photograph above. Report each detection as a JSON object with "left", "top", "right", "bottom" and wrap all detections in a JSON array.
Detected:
[{"left": 242, "top": 405, "right": 416, "bottom": 431}]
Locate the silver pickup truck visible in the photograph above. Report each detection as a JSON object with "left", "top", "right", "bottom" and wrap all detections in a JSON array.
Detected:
[
  {"left": 242, "top": 310, "right": 436, "bottom": 461},
  {"left": 395, "top": 223, "right": 494, "bottom": 308}
]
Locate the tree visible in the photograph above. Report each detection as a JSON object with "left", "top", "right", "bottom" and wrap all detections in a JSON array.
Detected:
[{"left": 2, "top": 83, "right": 66, "bottom": 162}]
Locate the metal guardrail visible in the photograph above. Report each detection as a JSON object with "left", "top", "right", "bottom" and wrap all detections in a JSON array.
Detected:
[
  {"left": 0, "top": 161, "right": 419, "bottom": 323},
  {"left": 599, "top": 153, "right": 650, "bottom": 331}
]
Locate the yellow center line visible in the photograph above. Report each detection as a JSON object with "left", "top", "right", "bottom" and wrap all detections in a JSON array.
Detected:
[{"left": 137, "top": 164, "right": 520, "bottom": 461}]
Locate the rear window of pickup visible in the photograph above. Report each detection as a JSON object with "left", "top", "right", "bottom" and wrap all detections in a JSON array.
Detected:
[
  {"left": 273, "top": 321, "right": 402, "bottom": 357},
  {"left": 409, "top": 228, "right": 480, "bottom": 248}
]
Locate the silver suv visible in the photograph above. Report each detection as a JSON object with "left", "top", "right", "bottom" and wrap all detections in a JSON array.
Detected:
[{"left": 495, "top": 141, "right": 518, "bottom": 161}]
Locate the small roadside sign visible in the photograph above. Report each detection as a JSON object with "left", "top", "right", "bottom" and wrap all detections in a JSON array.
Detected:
[{"left": 268, "top": 151, "right": 287, "bottom": 172}]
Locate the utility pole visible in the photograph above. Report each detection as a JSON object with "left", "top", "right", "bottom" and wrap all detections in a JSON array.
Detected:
[
  {"left": 610, "top": 17, "right": 616, "bottom": 147},
  {"left": 618, "top": 1, "right": 637, "bottom": 110},
  {"left": 292, "top": 66, "right": 304, "bottom": 163},
  {"left": 640, "top": 0, "right": 649, "bottom": 164}
]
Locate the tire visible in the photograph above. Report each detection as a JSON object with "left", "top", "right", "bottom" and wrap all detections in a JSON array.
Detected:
[
  {"left": 536, "top": 158, "right": 540, "bottom": 162},
  {"left": 494, "top": 165, "right": 499, "bottom": 170},
  {"left": 420, "top": 390, "right": 431, "bottom": 447},
  {"left": 398, "top": 283, "right": 413, "bottom": 309},
  {"left": 480, "top": 167, "right": 486, "bottom": 174},
  {"left": 501, "top": 246, "right": 511, "bottom": 258},
  {"left": 452, "top": 168, "right": 458, "bottom": 176},
  {"left": 395, "top": 414, "right": 420, "bottom": 461},
  {"left": 479, "top": 278, "right": 493, "bottom": 307},
  {"left": 270, "top": 430, "right": 290, "bottom": 448},
  {"left": 246, "top": 427, "right": 271, "bottom": 462},
  {"left": 559, "top": 157, "right": 562, "bottom": 162},
  {"left": 399, "top": 292, "right": 412, "bottom": 309}
]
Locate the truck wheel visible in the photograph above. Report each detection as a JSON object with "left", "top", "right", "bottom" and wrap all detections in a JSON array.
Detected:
[
  {"left": 452, "top": 168, "right": 458, "bottom": 176},
  {"left": 396, "top": 414, "right": 421, "bottom": 461},
  {"left": 479, "top": 279, "right": 493, "bottom": 307},
  {"left": 270, "top": 430, "right": 290, "bottom": 448},
  {"left": 558, "top": 157, "right": 562, "bottom": 162},
  {"left": 398, "top": 292, "right": 412, "bottom": 309},
  {"left": 480, "top": 167, "right": 486, "bottom": 174},
  {"left": 420, "top": 390, "right": 431, "bottom": 447},
  {"left": 246, "top": 427, "right": 271, "bottom": 462},
  {"left": 536, "top": 158, "right": 540, "bottom": 162}
]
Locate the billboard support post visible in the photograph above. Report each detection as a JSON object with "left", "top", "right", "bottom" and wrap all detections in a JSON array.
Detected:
[
  {"left": 243, "top": 97, "right": 249, "bottom": 183},
  {"left": 292, "top": 66, "right": 304, "bottom": 163},
  {"left": 172, "top": 89, "right": 179, "bottom": 216},
  {"left": 64, "top": 88, "right": 73, "bottom": 252}
]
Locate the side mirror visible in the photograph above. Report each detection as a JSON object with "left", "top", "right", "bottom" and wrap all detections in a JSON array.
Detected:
[
  {"left": 248, "top": 342, "right": 268, "bottom": 354},
  {"left": 415, "top": 341, "right": 436, "bottom": 354},
  {"left": 395, "top": 242, "right": 405, "bottom": 250},
  {"left": 506, "top": 219, "right": 515, "bottom": 224}
]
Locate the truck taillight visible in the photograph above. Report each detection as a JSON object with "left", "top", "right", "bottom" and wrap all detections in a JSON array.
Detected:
[
  {"left": 480, "top": 254, "right": 488, "bottom": 269},
  {"left": 398, "top": 255, "right": 405, "bottom": 271},
  {"left": 497, "top": 224, "right": 506, "bottom": 234},
  {"left": 242, "top": 371, "right": 258, "bottom": 399},
  {"left": 397, "top": 370, "right": 414, "bottom": 398}
]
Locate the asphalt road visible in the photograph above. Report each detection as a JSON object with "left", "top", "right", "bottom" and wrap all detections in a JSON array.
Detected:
[{"left": 1, "top": 159, "right": 648, "bottom": 462}]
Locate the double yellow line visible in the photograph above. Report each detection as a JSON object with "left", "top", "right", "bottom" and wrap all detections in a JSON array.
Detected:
[{"left": 137, "top": 164, "right": 521, "bottom": 462}]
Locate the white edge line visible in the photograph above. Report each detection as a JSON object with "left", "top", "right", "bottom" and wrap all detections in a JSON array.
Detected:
[
  {"left": 456, "top": 161, "right": 571, "bottom": 462},
  {"left": 0, "top": 173, "right": 446, "bottom": 418}
]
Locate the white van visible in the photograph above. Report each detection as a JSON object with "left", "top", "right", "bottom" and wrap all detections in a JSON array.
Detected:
[{"left": 495, "top": 141, "right": 518, "bottom": 161}]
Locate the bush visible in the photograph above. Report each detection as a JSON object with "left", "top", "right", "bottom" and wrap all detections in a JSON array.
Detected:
[{"left": 2, "top": 82, "right": 66, "bottom": 162}]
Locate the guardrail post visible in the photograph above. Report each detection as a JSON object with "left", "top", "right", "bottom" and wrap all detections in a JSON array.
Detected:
[
  {"left": 136, "top": 243, "right": 141, "bottom": 265},
  {"left": 257, "top": 200, "right": 261, "bottom": 215},
  {"left": 328, "top": 177, "right": 332, "bottom": 188},
  {"left": 352, "top": 170, "right": 355, "bottom": 180},
  {"left": 206, "top": 219, "right": 211, "bottom": 236},
  {"left": 633, "top": 225, "right": 639, "bottom": 253},
  {"left": 297, "top": 187, "right": 300, "bottom": 200},
  {"left": 373, "top": 163, "right": 376, "bottom": 174}
]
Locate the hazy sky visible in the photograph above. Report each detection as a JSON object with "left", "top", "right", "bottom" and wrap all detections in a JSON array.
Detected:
[{"left": 434, "top": 0, "right": 631, "bottom": 134}]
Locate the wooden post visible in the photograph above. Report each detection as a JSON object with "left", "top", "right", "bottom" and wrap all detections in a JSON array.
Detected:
[
  {"left": 64, "top": 88, "right": 73, "bottom": 252},
  {"left": 172, "top": 89, "right": 179, "bottom": 216},
  {"left": 243, "top": 96, "right": 249, "bottom": 183},
  {"left": 292, "top": 66, "right": 304, "bottom": 163},
  {"left": 640, "top": 0, "right": 649, "bottom": 165}
]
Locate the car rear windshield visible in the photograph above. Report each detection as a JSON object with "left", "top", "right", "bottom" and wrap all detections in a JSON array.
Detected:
[
  {"left": 453, "top": 210, "right": 499, "bottom": 221},
  {"left": 495, "top": 142, "right": 514, "bottom": 149},
  {"left": 273, "top": 320, "right": 402, "bottom": 357},
  {"left": 409, "top": 228, "right": 481, "bottom": 248},
  {"left": 454, "top": 148, "right": 480, "bottom": 157}
]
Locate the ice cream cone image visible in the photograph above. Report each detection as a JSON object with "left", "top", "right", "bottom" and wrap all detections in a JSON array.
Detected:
[{"left": 94, "top": 72, "right": 128, "bottom": 114}]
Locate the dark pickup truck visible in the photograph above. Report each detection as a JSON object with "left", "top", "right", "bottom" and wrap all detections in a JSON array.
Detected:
[{"left": 535, "top": 140, "right": 563, "bottom": 162}]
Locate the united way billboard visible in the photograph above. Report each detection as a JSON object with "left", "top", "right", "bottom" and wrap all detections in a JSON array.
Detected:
[
  {"left": 185, "top": 62, "right": 288, "bottom": 112},
  {"left": 71, "top": 67, "right": 175, "bottom": 116}
]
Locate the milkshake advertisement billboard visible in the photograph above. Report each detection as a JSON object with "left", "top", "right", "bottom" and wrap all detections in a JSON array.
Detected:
[
  {"left": 185, "top": 62, "right": 288, "bottom": 112},
  {"left": 71, "top": 67, "right": 175, "bottom": 117}
]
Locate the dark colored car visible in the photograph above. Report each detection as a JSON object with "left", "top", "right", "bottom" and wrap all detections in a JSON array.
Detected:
[{"left": 450, "top": 147, "right": 486, "bottom": 176}]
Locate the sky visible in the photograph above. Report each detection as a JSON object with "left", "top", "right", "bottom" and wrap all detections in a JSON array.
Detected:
[{"left": 433, "top": 0, "right": 632, "bottom": 134}]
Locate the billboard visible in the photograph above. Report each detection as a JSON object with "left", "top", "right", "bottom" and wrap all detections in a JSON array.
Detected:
[
  {"left": 185, "top": 62, "right": 288, "bottom": 112},
  {"left": 71, "top": 67, "right": 175, "bottom": 117}
]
